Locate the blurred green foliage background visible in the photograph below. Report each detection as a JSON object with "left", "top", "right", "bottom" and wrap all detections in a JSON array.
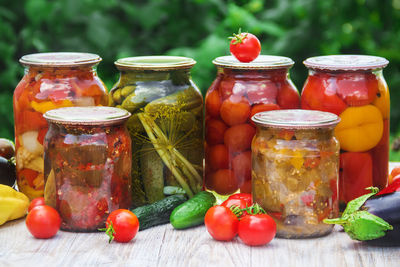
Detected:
[{"left": 1, "top": 0, "right": 400, "bottom": 157}]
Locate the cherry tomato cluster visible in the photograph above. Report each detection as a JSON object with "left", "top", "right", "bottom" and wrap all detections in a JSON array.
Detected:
[
  {"left": 205, "top": 69, "right": 300, "bottom": 196},
  {"left": 301, "top": 71, "right": 389, "bottom": 203},
  {"left": 204, "top": 194, "right": 277, "bottom": 246},
  {"left": 26, "top": 197, "right": 61, "bottom": 239}
]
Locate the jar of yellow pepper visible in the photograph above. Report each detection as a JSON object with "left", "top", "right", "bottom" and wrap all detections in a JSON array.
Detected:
[{"left": 13, "top": 52, "right": 108, "bottom": 199}]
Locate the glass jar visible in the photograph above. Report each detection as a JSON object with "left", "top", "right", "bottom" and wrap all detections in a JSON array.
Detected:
[
  {"left": 13, "top": 52, "right": 108, "bottom": 200},
  {"left": 251, "top": 110, "right": 340, "bottom": 238},
  {"left": 302, "top": 55, "right": 389, "bottom": 205},
  {"left": 43, "top": 107, "right": 131, "bottom": 232},
  {"left": 204, "top": 55, "right": 300, "bottom": 198},
  {"left": 109, "top": 56, "right": 203, "bottom": 207}
]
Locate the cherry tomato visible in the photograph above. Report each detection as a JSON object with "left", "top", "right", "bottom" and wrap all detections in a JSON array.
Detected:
[
  {"left": 26, "top": 205, "right": 61, "bottom": 239},
  {"left": 220, "top": 95, "right": 251, "bottom": 126},
  {"left": 250, "top": 103, "right": 280, "bottom": 119},
  {"left": 277, "top": 81, "right": 300, "bottom": 109},
  {"left": 229, "top": 31, "right": 261, "bottom": 63},
  {"left": 224, "top": 124, "right": 255, "bottom": 153},
  {"left": 227, "top": 193, "right": 252, "bottom": 207},
  {"left": 246, "top": 82, "right": 278, "bottom": 104},
  {"left": 28, "top": 197, "right": 46, "bottom": 212},
  {"left": 336, "top": 72, "right": 378, "bottom": 106},
  {"left": 219, "top": 77, "right": 246, "bottom": 99},
  {"left": 105, "top": 209, "right": 139, "bottom": 243},
  {"left": 209, "top": 169, "right": 239, "bottom": 195},
  {"left": 205, "top": 89, "right": 222, "bottom": 118},
  {"left": 207, "top": 144, "right": 229, "bottom": 171},
  {"left": 238, "top": 214, "right": 276, "bottom": 246},
  {"left": 232, "top": 151, "right": 252, "bottom": 181},
  {"left": 221, "top": 198, "right": 247, "bottom": 209},
  {"left": 205, "top": 205, "right": 238, "bottom": 241},
  {"left": 206, "top": 119, "right": 227, "bottom": 145}
]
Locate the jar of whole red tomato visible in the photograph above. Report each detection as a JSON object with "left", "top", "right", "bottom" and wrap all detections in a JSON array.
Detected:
[
  {"left": 13, "top": 53, "right": 108, "bottom": 200},
  {"left": 302, "top": 55, "right": 389, "bottom": 205},
  {"left": 205, "top": 55, "right": 300, "bottom": 198},
  {"left": 43, "top": 107, "right": 131, "bottom": 232}
]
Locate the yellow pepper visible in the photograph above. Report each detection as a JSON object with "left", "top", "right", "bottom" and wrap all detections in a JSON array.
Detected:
[
  {"left": 31, "top": 100, "right": 74, "bottom": 114},
  {"left": 0, "top": 184, "right": 30, "bottom": 225}
]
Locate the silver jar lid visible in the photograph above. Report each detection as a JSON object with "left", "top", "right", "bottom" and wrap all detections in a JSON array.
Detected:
[
  {"left": 213, "top": 55, "right": 294, "bottom": 69},
  {"left": 252, "top": 109, "right": 340, "bottom": 129},
  {"left": 44, "top": 107, "right": 131, "bottom": 126},
  {"left": 20, "top": 52, "right": 102, "bottom": 67},
  {"left": 303, "top": 55, "right": 388, "bottom": 71},
  {"left": 115, "top": 56, "right": 196, "bottom": 71}
]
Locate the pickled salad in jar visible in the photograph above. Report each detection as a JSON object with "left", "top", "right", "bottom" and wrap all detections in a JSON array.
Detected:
[
  {"left": 43, "top": 107, "right": 132, "bottom": 232},
  {"left": 205, "top": 55, "right": 300, "bottom": 199},
  {"left": 302, "top": 55, "right": 389, "bottom": 204},
  {"left": 13, "top": 53, "right": 108, "bottom": 199},
  {"left": 251, "top": 110, "right": 340, "bottom": 238}
]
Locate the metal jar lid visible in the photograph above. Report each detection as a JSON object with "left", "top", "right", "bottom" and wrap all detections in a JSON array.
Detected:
[
  {"left": 303, "top": 55, "right": 389, "bottom": 71},
  {"left": 251, "top": 109, "right": 340, "bottom": 129},
  {"left": 213, "top": 55, "right": 294, "bottom": 70},
  {"left": 20, "top": 52, "right": 102, "bottom": 67},
  {"left": 44, "top": 107, "right": 131, "bottom": 126},
  {"left": 115, "top": 56, "right": 196, "bottom": 71}
]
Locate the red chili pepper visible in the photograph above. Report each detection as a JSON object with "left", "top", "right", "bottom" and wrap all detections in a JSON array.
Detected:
[{"left": 377, "top": 179, "right": 400, "bottom": 196}]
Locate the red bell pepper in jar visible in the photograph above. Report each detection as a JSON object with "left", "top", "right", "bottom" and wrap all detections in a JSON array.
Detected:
[
  {"left": 13, "top": 53, "right": 108, "bottom": 200},
  {"left": 205, "top": 56, "right": 300, "bottom": 198},
  {"left": 302, "top": 55, "right": 389, "bottom": 204}
]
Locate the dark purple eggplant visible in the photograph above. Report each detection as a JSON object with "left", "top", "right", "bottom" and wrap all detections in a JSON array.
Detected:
[
  {"left": 0, "top": 156, "right": 16, "bottom": 187},
  {"left": 324, "top": 186, "right": 400, "bottom": 246}
]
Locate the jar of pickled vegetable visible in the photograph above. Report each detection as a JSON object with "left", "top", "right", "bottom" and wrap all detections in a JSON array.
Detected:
[
  {"left": 13, "top": 52, "right": 108, "bottom": 200},
  {"left": 302, "top": 55, "right": 389, "bottom": 205},
  {"left": 204, "top": 55, "right": 300, "bottom": 198},
  {"left": 109, "top": 56, "right": 203, "bottom": 207},
  {"left": 43, "top": 107, "right": 131, "bottom": 232},
  {"left": 252, "top": 110, "right": 340, "bottom": 238}
]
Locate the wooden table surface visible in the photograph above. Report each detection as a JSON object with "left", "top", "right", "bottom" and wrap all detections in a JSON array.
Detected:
[{"left": 1, "top": 164, "right": 399, "bottom": 267}]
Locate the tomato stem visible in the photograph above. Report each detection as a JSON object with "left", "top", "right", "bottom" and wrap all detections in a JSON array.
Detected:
[
  {"left": 228, "top": 28, "right": 248, "bottom": 45},
  {"left": 99, "top": 222, "right": 116, "bottom": 243}
]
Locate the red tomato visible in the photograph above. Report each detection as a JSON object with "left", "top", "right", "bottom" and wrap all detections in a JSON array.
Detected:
[
  {"left": 224, "top": 124, "right": 255, "bottom": 153},
  {"left": 301, "top": 73, "right": 347, "bottom": 116},
  {"left": 205, "top": 89, "right": 222, "bottom": 118},
  {"left": 336, "top": 72, "right": 378, "bottom": 106},
  {"left": 277, "top": 81, "right": 300, "bottom": 109},
  {"left": 28, "top": 197, "right": 46, "bottom": 212},
  {"left": 105, "top": 209, "right": 139, "bottom": 243},
  {"left": 204, "top": 205, "right": 238, "bottom": 241},
  {"left": 26, "top": 205, "right": 61, "bottom": 239},
  {"left": 221, "top": 198, "right": 247, "bottom": 209},
  {"left": 229, "top": 31, "right": 261, "bottom": 63},
  {"left": 250, "top": 103, "right": 280, "bottom": 119},
  {"left": 220, "top": 95, "right": 251, "bottom": 126},
  {"left": 340, "top": 152, "right": 373, "bottom": 203},
  {"left": 207, "top": 144, "right": 229, "bottom": 171},
  {"left": 238, "top": 214, "right": 276, "bottom": 246},
  {"left": 208, "top": 169, "right": 239, "bottom": 195},
  {"left": 206, "top": 119, "right": 227, "bottom": 145},
  {"left": 246, "top": 82, "right": 278, "bottom": 104},
  {"left": 228, "top": 193, "right": 252, "bottom": 207},
  {"left": 232, "top": 151, "right": 252, "bottom": 181},
  {"left": 219, "top": 77, "right": 245, "bottom": 99}
]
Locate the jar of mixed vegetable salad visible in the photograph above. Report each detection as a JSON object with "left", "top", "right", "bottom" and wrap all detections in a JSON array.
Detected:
[
  {"left": 204, "top": 55, "right": 300, "bottom": 199},
  {"left": 13, "top": 52, "right": 108, "bottom": 200},
  {"left": 43, "top": 107, "right": 131, "bottom": 232},
  {"left": 251, "top": 110, "right": 340, "bottom": 238},
  {"left": 109, "top": 56, "right": 203, "bottom": 208}
]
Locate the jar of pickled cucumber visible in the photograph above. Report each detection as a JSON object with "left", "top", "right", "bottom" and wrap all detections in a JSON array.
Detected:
[
  {"left": 109, "top": 56, "right": 203, "bottom": 207},
  {"left": 301, "top": 55, "right": 389, "bottom": 205},
  {"left": 251, "top": 110, "right": 340, "bottom": 238},
  {"left": 13, "top": 52, "right": 108, "bottom": 200},
  {"left": 204, "top": 55, "right": 300, "bottom": 198}
]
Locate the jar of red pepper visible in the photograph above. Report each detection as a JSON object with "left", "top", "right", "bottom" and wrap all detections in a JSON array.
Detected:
[
  {"left": 301, "top": 55, "right": 389, "bottom": 205},
  {"left": 204, "top": 55, "right": 300, "bottom": 198},
  {"left": 13, "top": 53, "right": 108, "bottom": 200},
  {"left": 43, "top": 107, "right": 132, "bottom": 232}
]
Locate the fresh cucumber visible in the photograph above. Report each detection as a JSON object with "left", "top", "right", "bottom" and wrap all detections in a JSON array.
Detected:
[
  {"left": 131, "top": 194, "right": 187, "bottom": 231},
  {"left": 170, "top": 191, "right": 216, "bottom": 229}
]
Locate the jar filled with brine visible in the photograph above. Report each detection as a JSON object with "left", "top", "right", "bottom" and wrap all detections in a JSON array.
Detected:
[
  {"left": 109, "top": 56, "right": 203, "bottom": 207},
  {"left": 43, "top": 107, "right": 131, "bottom": 232},
  {"left": 204, "top": 55, "right": 300, "bottom": 198},
  {"left": 13, "top": 52, "right": 108, "bottom": 200},
  {"left": 252, "top": 110, "right": 340, "bottom": 238},
  {"left": 302, "top": 55, "right": 389, "bottom": 205}
]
